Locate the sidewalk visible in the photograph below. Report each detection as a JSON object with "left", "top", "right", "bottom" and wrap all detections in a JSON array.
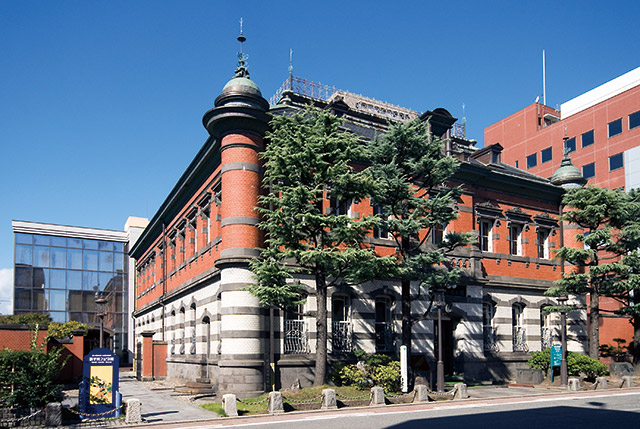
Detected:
[{"left": 118, "top": 372, "right": 217, "bottom": 424}]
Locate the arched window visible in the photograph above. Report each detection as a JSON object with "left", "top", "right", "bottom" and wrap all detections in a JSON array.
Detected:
[
  {"left": 332, "top": 295, "right": 352, "bottom": 353},
  {"left": 375, "top": 297, "right": 393, "bottom": 352},
  {"left": 179, "top": 307, "right": 186, "bottom": 354},
  {"left": 540, "top": 305, "right": 552, "bottom": 350},
  {"left": 190, "top": 303, "right": 196, "bottom": 354},
  {"left": 170, "top": 310, "right": 176, "bottom": 354},
  {"left": 202, "top": 316, "right": 211, "bottom": 359},
  {"left": 512, "top": 303, "right": 528, "bottom": 352},
  {"left": 483, "top": 302, "right": 499, "bottom": 352},
  {"left": 284, "top": 300, "right": 308, "bottom": 354}
]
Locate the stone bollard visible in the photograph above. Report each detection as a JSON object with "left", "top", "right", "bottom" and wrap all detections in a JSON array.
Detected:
[
  {"left": 268, "top": 391, "right": 284, "bottom": 414},
  {"left": 568, "top": 378, "right": 580, "bottom": 391},
  {"left": 414, "top": 385, "right": 429, "bottom": 403},
  {"left": 125, "top": 398, "right": 142, "bottom": 424},
  {"left": 595, "top": 377, "right": 608, "bottom": 390},
  {"left": 45, "top": 402, "right": 62, "bottom": 427},
  {"left": 321, "top": 388, "right": 337, "bottom": 410},
  {"left": 222, "top": 394, "right": 238, "bottom": 417},
  {"left": 370, "top": 386, "right": 385, "bottom": 405},
  {"left": 621, "top": 376, "right": 634, "bottom": 388},
  {"left": 453, "top": 383, "right": 468, "bottom": 399}
]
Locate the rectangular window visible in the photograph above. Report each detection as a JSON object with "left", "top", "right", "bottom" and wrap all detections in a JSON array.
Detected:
[
  {"left": 541, "top": 147, "right": 553, "bottom": 163},
  {"left": 537, "top": 229, "right": 550, "bottom": 259},
  {"left": 630, "top": 111, "right": 640, "bottom": 130},
  {"left": 582, "top": 162, "right": 595, "bottom": 179},
  {"left": 432, "top": 223, "right": 447, "bottom": 245},
  {"left": 608, "top": 118, "right": 623, "bottom": 137},
  {"left": 564, "top": 137, "right": 576, "bottom": 154},
  {"left": 515, "top": 160, "right": 519, "bottom": 168},
  {"left": 372, "top": 205, "right": 391, "bottom": 240},
  {"left": 609, "top": 153, "right": 623, "bottom": 171},
  {"left": 581, "top": 130, "right": 594, "bottom": 148},
  {"left": 479, "top": 220, "right": 493, "bottom": 252},
  {"left": 509, "top": 224, "right": 522, "bottom": 256},
  {"left": 526, "top": 153, "right": 537, "bottom": 169}
]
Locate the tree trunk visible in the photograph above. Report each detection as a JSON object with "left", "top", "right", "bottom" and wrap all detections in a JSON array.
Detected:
[
  {"left": 314, "top": 269, "right": 328, "bottom": 386},
  {"left": 588, "top": 289, "right": 600, "bottom": 359}
]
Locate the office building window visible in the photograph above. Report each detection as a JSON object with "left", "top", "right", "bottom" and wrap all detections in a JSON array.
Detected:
[
  {"left": 630, "top": 111, "right": 640, "bottom": 130},
  {"left": 537, "top": 229, "right": 550, "bottom": 259},
  {"left": 581, "top": 130, "right": 594, "bottom": 148},
  {"left": 526, "top": 153, "right": 537, "bottom": 169},
  {"left": 564, "top": 137, "right": 576, "bottom": 154},
  {"left": 541, "top": 147, "right": 552, "bottom": 163},
  {"left": 609, "top": 153, "right": 623, "bottom": 171},
  {"left": 609, "top": 118, "right": 623, "bottom": 137},
  {"left": 582, "top": 162, "right": 595, "bottom": 179}
]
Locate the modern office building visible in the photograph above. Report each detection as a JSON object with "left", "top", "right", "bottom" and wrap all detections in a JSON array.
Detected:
[
  {"left": 485, "top": 65, "right": 640, "bottom": 351},
  {"left": 12, "top": 217, "right": 147, "bottom": 362},
  {"left": 485, "top": 65, "right": 640, "bottom": 190},
  {"left": 130, "top": 35, "right": 588, "bottom": 395}
]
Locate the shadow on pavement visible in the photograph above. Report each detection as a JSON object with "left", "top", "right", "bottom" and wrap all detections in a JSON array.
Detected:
[{"left": 387, "top": 405, "right": 639, "bottom": 429}]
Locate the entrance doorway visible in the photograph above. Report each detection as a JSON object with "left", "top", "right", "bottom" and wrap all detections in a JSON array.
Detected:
[{"left": 434, "top": 319, "right": 455, "bottom": 376}]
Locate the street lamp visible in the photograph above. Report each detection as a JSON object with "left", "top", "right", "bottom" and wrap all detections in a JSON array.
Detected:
[
  {"left": 95, "top": 292, "right": 108, "bottom": 349},
  {"left": 434, "top": 287, "right": 446, "bottom": 393},
  {"left": 557, "top": 295, "right": 568, "bottom": 387}
]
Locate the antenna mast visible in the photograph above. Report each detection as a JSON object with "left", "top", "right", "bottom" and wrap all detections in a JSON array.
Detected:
[
  {"left": 542, "top": 49, "right": 546, "bottom": 106},
  {"left": 289, "top": 49, "right": 293, "bottom": 90}
]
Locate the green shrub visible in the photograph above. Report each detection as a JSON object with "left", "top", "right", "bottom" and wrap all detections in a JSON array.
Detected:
[
  {"left": 528, "top": 348, "right": 609, "bottom": 381},
  {"left": 337, "top": 350, "right": 401, "bottom": 392},
  {"left": 0, "top": 326, "right": 66, "bottom": 408},
  {"left": 0, "top": 313, "right": 52, "bottom": 325}
]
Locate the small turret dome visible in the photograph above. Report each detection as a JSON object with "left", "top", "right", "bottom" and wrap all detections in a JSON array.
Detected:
[
  {"left": 221, "top": 75, "right": 262, "bottom": 97},
  {"left": 551, "top": 153, "right": 587, "bottom": 189}
]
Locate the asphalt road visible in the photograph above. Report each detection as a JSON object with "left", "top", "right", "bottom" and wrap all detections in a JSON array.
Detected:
[{"left": 166, "top": 390, "right": 640, "bottom": 429}]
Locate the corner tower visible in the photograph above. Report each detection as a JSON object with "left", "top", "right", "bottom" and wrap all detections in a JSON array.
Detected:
[{"left": 202, "top": 29, "right": 269, "bottom": 397}]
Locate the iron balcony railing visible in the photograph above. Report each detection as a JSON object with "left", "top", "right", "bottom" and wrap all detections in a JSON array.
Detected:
[
  {"left": 332, "top": 321, "right": 353, "bottom": 353},
  {"left": 375, "top": 322, "right": 394, "bottom": 352},
  {"left": 483, "top": 326, "right": 500, "bottom": 352},
  {"left": 284, "top": 320, "right": 308, "bottom": 354},
  {"left": 513, "top": 326, "right": 529, "bottom": 352}
]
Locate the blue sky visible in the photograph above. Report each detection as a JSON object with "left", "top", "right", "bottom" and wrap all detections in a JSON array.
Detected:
[{"left": 0, "top": 1, "right": 638, "bottom": 313}]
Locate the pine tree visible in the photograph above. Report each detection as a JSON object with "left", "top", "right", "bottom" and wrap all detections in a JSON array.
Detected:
[
  {"left": 366, "top": 118, "right": 474, "bottom": 361},
  {"left": 547, "top": 186, "right": 640, "bottom": 359},
  {"left": 249, "top": 108, "right": 392, "bottom": 385}
]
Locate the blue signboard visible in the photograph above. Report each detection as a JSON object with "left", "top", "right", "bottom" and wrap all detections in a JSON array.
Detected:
[
  {"left": 78, "top": 348, "right": 120, "bottom": 419},
  {"left": 550, "top": 344, "right": 562, "bottom": 382}
]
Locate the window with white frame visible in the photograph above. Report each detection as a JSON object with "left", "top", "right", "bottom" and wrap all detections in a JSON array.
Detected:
[
  {"left": 432, "top": 223, "right": 448, "bottom": 245},
  {"left": 372, "top": 205, "right": 392, "bottom": 240},
  {"left": 479, "top": 220, "right": 493, "bottom": 252},
  {"left": 509, "top": 224, "right": 523, "bottom": 256},
  {"left": 537, "top": 228, "right": 550, "bottom": 259},
  {"left": 512, "top": 303, "right": 528, "bottom": 352},
  {"left": 332, "top": 295, "right": 352, "bottom": 353},
  {"left": 483, "top": 302, "right": 499, "bottom": 352}
]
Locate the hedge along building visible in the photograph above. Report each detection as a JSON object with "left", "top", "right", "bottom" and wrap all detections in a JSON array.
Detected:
[{"left": 130, "top": 36, "right": 587, "bottom": 396}]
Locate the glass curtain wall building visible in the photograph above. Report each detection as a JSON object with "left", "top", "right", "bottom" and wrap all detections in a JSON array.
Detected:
[{"left": 12, "top": 220, "right": 130, "bottom": 357}]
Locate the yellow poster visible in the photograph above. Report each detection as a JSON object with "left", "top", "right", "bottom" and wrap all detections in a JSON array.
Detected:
[{"left": 89, "top": 366, "right": 113, "bottom": 404}]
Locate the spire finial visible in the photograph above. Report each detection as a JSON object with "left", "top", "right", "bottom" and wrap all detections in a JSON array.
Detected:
[
  {"left": 288, "top": 49, "right": 294, "bottom": 90},
  {"left": 562, "top": 127, "right": 570, "bottom": 157},
  {"left": 235, "top": 18, "right": 249, "bottom": 78}
]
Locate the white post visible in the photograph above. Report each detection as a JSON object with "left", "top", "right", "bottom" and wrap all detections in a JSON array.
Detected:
[{"left": 400, "top": 345, "right": 408, "bottom": 393}]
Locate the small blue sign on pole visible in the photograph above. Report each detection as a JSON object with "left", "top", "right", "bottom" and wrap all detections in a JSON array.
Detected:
[
  {"left": 78, "top": 348, "right": 120, "bottom": 419},
  {"left": 550, "top": 344, "right": 562, "bottom": 382}
]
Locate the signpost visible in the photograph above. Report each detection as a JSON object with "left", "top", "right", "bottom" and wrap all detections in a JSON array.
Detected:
[
  {"left": 550, "top": 344, "right": 562, "bottom": 382},
  {"left": 78, "top": 348, "right": 121, "bottom": 419}
]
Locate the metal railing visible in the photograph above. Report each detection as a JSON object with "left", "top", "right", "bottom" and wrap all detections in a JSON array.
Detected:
[
  {"left": 483, "top": 326, "right": 500, "bottom": 352},
  {"left": 375, "top": 322, "right": 394, "bottom": 352},
  {"left": 332, "top": 321, "right": 353, "bottom": 353},
  {"left": 512, "top": 326, "right": 528, "bottom": 352},
  {"left": 284, "top": 320, "right": 308, "bottom": 354},
  {"left": 270, "top": 76, "right": 337, "bottom": 105}
]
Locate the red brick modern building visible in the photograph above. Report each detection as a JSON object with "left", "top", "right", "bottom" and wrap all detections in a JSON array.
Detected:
[
  {"left": 131, "top": 39, "right": 588, "bottom": 396},
  {"left": 485, "top": 66, "right": 640, "bottom": 353}
]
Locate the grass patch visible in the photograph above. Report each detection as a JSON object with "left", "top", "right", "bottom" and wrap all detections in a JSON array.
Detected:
[{"left": 199, "top": 385, "right": 373, "bottom": 416}]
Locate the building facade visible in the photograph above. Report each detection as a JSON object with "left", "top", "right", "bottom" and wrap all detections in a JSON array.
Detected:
[
  {"left": 12, "top": 217, "right": 147, "bottom": 362},
  {"left": 131, "top": 43, "right": 587, "bottom": 396},
  {"left": 485, "top": 66, "right": 640, "bottom": 351}
]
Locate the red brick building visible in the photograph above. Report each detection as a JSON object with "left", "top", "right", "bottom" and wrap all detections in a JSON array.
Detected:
[
  {"left": 485, "top": 66, "right": 640, "bottom": 353},
  {"left": 131, "top": 39, "right": 587, "bottom": 396}
]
